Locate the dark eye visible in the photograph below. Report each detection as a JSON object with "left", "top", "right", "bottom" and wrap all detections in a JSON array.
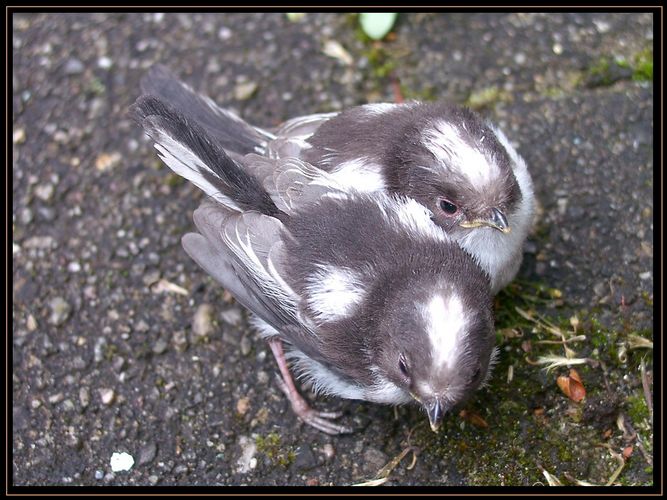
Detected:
[
  {"left": 439, "top": 199, "right": 458, "bottom": 216},
  {"left": 398, "top": 354, "right": 409, "bottom": 377}
]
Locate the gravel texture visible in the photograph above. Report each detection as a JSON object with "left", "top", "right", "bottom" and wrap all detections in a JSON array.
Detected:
[{"left": 12, "top": 11, "right": 654, "bottom": 487}]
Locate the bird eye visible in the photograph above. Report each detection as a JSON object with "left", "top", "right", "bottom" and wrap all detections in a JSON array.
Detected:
[
  {"left": 439, "top": 199, "right": 458, "bottom": 216},
  {"left": 398, "top": 354, "right": 409, "bottom": 377}
]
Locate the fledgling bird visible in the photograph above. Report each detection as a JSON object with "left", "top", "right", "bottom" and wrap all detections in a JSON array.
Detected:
[
  {"left": 140, "top": 65, "right": 535, "bottom": 294},
  {"left": 131, "top": 94, "right": 497, "bottom": 434}
]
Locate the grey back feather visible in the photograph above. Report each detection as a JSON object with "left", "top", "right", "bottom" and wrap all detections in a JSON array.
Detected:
[
  {"left": 183, "top": 201, "right": 300, "bottom": 335},
  {"left": 140, "top": 64, "right": 273, "bottom": 160}
]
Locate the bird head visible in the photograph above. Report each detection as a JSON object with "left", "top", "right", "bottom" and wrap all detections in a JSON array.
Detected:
[
  {"left": 385, "top": 104, "right": 522, "bottom": 238},
  {"left": 372, "top": 254, "right": 496, "bottom": 432}
]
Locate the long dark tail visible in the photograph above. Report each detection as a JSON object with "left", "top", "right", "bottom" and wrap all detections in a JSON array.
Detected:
[
  {"left": 140, "top": 64, "right": 275, "bottom": 160},
  {"left": 130, "top": 94, "right": 281, "bottom": 217}
]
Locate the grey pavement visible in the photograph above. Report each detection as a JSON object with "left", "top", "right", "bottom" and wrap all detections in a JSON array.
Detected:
[{"left": 12, "top": 12, "right": 654, "bottom": 487}]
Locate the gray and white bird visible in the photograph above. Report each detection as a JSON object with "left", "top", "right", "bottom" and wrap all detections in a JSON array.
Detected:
[
  {"left": 141, "top": 65, "right": 535, "bottom": 294},
  {"left": 131, "top": 95, "right": 497, "bottom": 434}
]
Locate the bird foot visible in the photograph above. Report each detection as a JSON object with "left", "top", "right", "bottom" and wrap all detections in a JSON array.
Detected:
[
  {"left": 268, "top": 337, "right": 353, "bottom": 435},
  {"left": 274, "top": 374, "right": 353, "bottom": 435}
]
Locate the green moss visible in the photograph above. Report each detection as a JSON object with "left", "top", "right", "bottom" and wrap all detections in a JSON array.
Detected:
[
  {"left": 586, "top": 58, "right": 616, "bottom": 86},
  {"left": 626, "top": 392, "right": 650, "bottom": 423},
  {"left": 464, "top": 86, "right": 512, "bottom": 111},
  {"left": 255, "top": 432, "right": 295, "bottom": 467},
  {"left": 361, "top": 43, "right": 397, "bottom": 81},
  {"left": 104, "top": 343, "right": 118, "bottom": 361},
  {"left": 583, "top": 48, "right": 652, "bottom": 88},
  {"left": 86, "top": 76, "right": 106, "bottom": 96},
  {"left": 641, "top": 291, "right": 653, "bottom": 307},
  {"left": 165, "top": 172, "right": 185, "bottom": 187},
  {"left": 632, "top": 47, "right": 653, "bottom": 81}
]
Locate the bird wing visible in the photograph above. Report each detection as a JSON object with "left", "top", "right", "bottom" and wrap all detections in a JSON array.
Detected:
[
  {"left": 140, "top": 64, "right": 274, "bottom": 160},
  {"left": 183, "top": 200, "right": 302, "bottom": 335},
  {"left": 266, "top": 111, "right": 339, "bottom": 159},
  {"left": 132, "top": 95, "right": 280, "bottom": 216},
  {"left": 240, "top": 154, "right": 348, "bottom": 215}
]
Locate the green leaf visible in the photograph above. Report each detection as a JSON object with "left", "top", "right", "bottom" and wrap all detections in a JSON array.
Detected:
[
  {"left": 286, "top": 13, "right": 306, "bottom": 22},
  {"left": 359, "top": 13, "right": 398, "bottom": 41}
]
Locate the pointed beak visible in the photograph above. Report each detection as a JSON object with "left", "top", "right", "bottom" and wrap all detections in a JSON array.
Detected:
[
  {"left": 459, "top": 208, "right": 511, "bottom": 234},
  {"left": 488, "top": 208, "right": 510, "bottom": 233},
  {"left": 425, "top": 399, "right": 445, "bottom": 433}
]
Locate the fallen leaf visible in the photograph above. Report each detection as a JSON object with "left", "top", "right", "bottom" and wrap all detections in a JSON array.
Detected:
[
  {"left": 286, "top": 12, "right": 305, "bottom": 22},
  {"left": 459, "top": 409, "right": 488, "bottom": 428},
  {"left": 359, "top": 12, "right": 398, "bottom": 41},
  {"left": 539, "top": 466, "right": 563, "bottom": 486},
  {"left": 622, "top": 446, "right": 633, "bottom": 460},
  {"left": 322, "top": 40, "right": 354, "bottom": 66},
  {"left": 150, "top": 279, "right": 189, "bottom": 296},
  {"left": 556, "top": 369, "right": 586, "bottom": 402}
]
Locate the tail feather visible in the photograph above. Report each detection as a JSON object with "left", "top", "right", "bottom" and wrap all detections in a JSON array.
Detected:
[
  {"left": 131, "top": 94, "right": 281, "bottom": 217},
  {"left": 140, "top": 64, "right": 274, "bottom": 159}
]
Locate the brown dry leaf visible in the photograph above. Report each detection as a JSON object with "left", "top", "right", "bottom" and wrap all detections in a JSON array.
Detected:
[
  {"left": 557, "top": 369, "right": 586, "bottom": 402},
  {"left": 622, "top": 446, "right": 633, "bottom": 460},
  {"left": 459, "top": 409, "right": 488, "bottom": 428}
]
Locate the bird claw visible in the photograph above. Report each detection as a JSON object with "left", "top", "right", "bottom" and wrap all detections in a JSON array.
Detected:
[{"left": 274, "top": 372, "right": 353, "bottom": 435}]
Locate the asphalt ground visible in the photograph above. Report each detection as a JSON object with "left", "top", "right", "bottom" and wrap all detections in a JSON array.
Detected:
[{"left": 11, "top": 11, "right": 656, "bottom": 487}]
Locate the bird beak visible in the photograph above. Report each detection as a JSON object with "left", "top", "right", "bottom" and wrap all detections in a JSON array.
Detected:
[
  {"left": 459, "top": 208, "right": 511, "bottom": 234},
  {"left": 425, "top": 399, "right": 445, "bottom": 433}
]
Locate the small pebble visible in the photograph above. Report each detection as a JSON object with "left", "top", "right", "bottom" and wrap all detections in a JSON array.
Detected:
[
  {"left": 97, "top": 56, "right": 113, "bottom": 69},
  {"left": 220, "top": 307, "right": 242, "bottom": 326},
  {"left": 35, "top": 183, "right": 55, "bottom": 202},
  {"left": 79, "top": 387, "right": 90, "bottom": 408},
  {"left": 236, "top": 397, "right": 250, "bottom": 415},
  {"left": 110, "top": 452, "right": 134, "bottom": 472},
  {"left": 172, "top": 330, "right": 188, "bottom": 352},
  {"left": 152, "top": 338, "right": 168, "bottom": 354},
  {"left": 218, "top": 26, "right": 232, "bottom": 40},
  {"left": 18, "top": 207, "right": 33, "bottom": 224},
  {"left": 24, "top": 235, "right": 56, "bottom": 249},
  {"left": 322, "top": 443, "right": 335, "bottom": 460},
  {"left": 95, "top": 152, "right": 121, "bottom": 172},
  {"left": 13, "top": 128, "right": 26, "bottom": 144},
  {"left": 26, "top": 314, "right": 37, "bottom": 331},
  {"left": 193, "top": 304, "right": 215, "bottom": 338},
  {"left": 48, "top": 393, "right": 64, "bottom": 404},
  {"left": 138, "top": 442, "right": 158, "bottom": 466},
  {"left": 68, "top": 261, "right": 81, "bottom": 273},
  {"left": 64, "top": 58, "right": 85, "bottom": 75},
  {"left": 49, "top": 297, "right": 71, "bottom": 326},
  {"left": 100, "top": 388, "right": 115, "bottom": 405},
  {"left": 135, "top": 319, "right": 150, "bottom": 333},
  {"left": 240, "top": 335, "right": 252, "bottom": 356}
]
